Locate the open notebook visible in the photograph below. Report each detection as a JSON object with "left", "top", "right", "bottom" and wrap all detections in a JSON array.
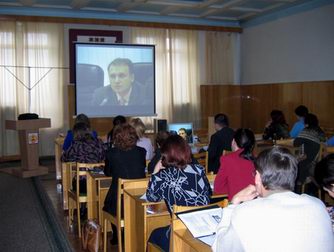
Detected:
[{"left": 176, "top": 205, "right": 223, "bottom": 246}]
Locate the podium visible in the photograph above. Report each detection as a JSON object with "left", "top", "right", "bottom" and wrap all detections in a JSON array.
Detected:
[{"left": 5, "top": 118, "right": 51, "bottom": 178}]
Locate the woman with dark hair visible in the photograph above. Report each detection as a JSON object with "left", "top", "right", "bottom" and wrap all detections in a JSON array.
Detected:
[
  {"left": 263, "top": 110, "right": 289, "bottom": 140},
  {"left": 103, "top": 123, "right": 146, "bottom": 244},
  {"left": 61, "top": 122, "right": 105, "bottom": 163},
  {"left": 103, "top": 124, "right": 146, "bottom": 215},
  {"left": 147, "top": 130, "right": 170, "bottom": 174},
  {"left": 106, "top": 115, "right": 126, "bottom": 148},
  {"left": 146, "top": 135, "right": 211, "bottom": 251},
  {"left": 61, "top": 122, "right": 106, "bottom": 197},
  {"left": 294, "top": 113, "right": 326, "bottom": 189},
  {"left": 62, "top": 113, "right": 98, "bottom": 151},
  {"left": 214, "top": 128, "right": 256, "bottom": 200},
  {"left": 290, "top": 105, "right": 309, "bottom": 138}
]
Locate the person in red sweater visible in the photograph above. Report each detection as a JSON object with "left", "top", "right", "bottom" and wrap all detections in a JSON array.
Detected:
[{"left": 214, "top": 128, "right": 256, "bottom": 200}]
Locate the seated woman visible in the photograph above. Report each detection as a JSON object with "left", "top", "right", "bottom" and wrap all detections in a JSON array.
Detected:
[
  {"left": 214, "top": 128, "right": 256, "bottom": 200},
  {"left": 263, "top": 110, "right": 289, "bottom": 140},
  {"left": 61, "top": 122, "right": 105, "bottom": 163},
  {"left": 290, "top": 105, "right": 309, "bottom": 138},
  {"left": 294, "top": 113, "right": 326, "bottom": 190},
  {"left": 106, "top": 115, "right": 126, "bottom": 149},
  {"left": 147, "top": 130, "right": 170, "bottom": 174},
  {"left": 103, "top": 123, "right": 146, "bottom": 244},
  {"left": 130, "top": 118, "right": 154, "bottom": 160},
  {"left": 61, "top": 122, "right": 106, "bottom": 194},
  {"left": 146, "top": 135, "right": 211, "bottom": 251},
  {"left": 62, "top": 113, "right": 97, "bottom": 151}
]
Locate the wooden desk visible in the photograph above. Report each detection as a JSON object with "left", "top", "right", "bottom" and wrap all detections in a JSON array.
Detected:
[
  {"left": 124, "top": 187, "right": 170, "bottom": 252},
  {"left": 173, "top": 229, "right": 211, "bottom": 252},
  {"left": 86, "top": 172, "right": 112, "bottom": 224},
  {"left": 172, "top": 215, "right": 211, "bottom": 252},
  {"left": 55, "top": 136, "right": 64, "bottom": 180}
]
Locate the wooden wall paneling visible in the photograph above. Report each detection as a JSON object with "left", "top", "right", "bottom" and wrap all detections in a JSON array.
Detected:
[
  {"left": 240, "top": 84, "right": 273, "bottom": 133},
  {"left": 302, "top": 81, "right": 334, "bottom": 128},
  {"left": 272, "top": 82, "right": 303, "bottom": 131},
  {"left": 200, "top": 85, "right": 241, "bottom": 130}
]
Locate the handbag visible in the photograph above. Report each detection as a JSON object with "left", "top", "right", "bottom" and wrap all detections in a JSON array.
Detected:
[{"left": 82, "top": 219, "right": 101, "bottom": 252}]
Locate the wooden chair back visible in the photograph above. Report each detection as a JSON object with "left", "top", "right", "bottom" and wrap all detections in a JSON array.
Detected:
[
  {"left": 103, "top": 177, "right": 149, "bottom": 252},
  {"left": 68, "top": 161, "right": 105, "bottom": 237},
  {"left": 193, "top": 151, "right": 208, "bottom": 173}
]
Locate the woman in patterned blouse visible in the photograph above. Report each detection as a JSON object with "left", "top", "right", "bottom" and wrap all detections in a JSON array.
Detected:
[{"left": 146, "top": 134, "right": 211, "bottom": 251}]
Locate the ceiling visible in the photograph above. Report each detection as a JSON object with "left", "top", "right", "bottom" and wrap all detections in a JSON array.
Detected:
[{"left": 0, "top": 0, "right": 322, "bottom": 27}]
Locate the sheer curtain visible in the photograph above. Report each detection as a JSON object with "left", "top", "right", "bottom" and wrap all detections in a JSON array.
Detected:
[
  {"left": 0, "top": 21, "right": 65, "bottom": 156},
  {"left": 206, "top": 31, "right": 239, "bottom": 84},
  {"left": 130, "top": 27, "right": 201, "bottom": 128}
]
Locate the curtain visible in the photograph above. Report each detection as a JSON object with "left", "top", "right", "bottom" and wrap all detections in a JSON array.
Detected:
[
  {"left": 130, "top": 28, "right": 201, "bottom": 128},
  {"left": 0, "top": 21, "right": 65, "bottom": 156},
  {"left": 206, "top": 31, "right": 239, "bottom": 84}
]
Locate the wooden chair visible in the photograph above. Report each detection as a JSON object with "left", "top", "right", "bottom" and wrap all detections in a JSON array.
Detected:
[
  {"left": 170, "top": 199, "right": 229, "bottom": 251},
  {"left": 67, "top": 162, "right": 105, "bottom": 237},
  {"left": 193, "top": 151, "right": 208, "bottom": 174},
  {"left": 103, "top": 177, "right": 149, "bottom": 252},
  {"left": 61, "top": 161, "right": 75, "bottom": 210}
]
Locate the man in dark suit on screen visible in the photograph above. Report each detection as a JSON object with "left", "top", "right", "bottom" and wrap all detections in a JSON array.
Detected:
[{"left": 91, "top": 58, "right": 150, "bottom": 106}]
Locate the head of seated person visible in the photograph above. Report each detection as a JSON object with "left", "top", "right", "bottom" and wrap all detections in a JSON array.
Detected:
[
  {"left": 107, "top": 115, "right": 127, "bottom": 146},
  {"left": 232, "top": 128, "right": 255, "bottom": 161}
]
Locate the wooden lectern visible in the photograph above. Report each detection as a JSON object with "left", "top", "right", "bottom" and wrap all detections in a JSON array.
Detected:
[{"left": 5, "top": 118, "right": 51, "bottom": 178}]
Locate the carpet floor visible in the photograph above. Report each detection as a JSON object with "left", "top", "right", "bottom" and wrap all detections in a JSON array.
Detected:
[{"left": 0, "top": 170, "right": 73, "bottom": 252}]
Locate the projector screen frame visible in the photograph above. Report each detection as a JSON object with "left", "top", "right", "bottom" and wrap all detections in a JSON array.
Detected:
[{"left": 74, "top": 42, "right": 156, "bottom": 118}]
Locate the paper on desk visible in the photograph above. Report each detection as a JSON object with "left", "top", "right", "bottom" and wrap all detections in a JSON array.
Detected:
[
  {"left": 198, "top": 234, "right": 216, "bottom": 246},
  {"left": 178, "top": 207, "right": 223, "bottom": 238}
]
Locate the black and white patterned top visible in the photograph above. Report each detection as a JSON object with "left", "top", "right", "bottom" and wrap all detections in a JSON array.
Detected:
[{"left": 146, "top": 164, "right": 212, "bottom": 213}]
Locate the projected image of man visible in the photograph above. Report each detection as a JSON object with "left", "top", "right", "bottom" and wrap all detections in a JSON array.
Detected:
[{"left": 92, "top": 58, "right": 149, "bottom": 106}]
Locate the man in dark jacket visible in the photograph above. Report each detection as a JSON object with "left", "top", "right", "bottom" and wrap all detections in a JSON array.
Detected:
[{"left": 208, "top": 113, "right": 234, "bottom": 174}]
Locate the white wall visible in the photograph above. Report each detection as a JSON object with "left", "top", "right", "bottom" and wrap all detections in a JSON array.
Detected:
[{"left": 241, "top": 3, "right": 334, "bottom": 84}]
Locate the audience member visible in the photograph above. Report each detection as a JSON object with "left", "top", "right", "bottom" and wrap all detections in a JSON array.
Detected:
[
  {"left": 214, "top": 128, "right": 255, "bottom": 200},
  {"left": 103, "top": 124, "right": 146, "bottom": 244},
  {"left": 106, "top": 115, "right": 126, "bottom": 148},
  {"left": 62, "top": 113, "right": 97, "bottom": 151},
  {"left": 146, "top": 135, "right": 211, "bottom": 251},
  {"left": 130, "top": 118, "right": 154, "bottom": 160},
  {"left": 212, "top": 147, "right": 334, "bottom": 252},
  {"left": 147, "top": 130, "right": 170, "bottom": 174},
  {"left": 61, "top": 122, "right": 105, "bottom": 163},
  {"left": 103, "top": 124, "right": 146, "bottom": 215},
  {"left": 263, "top": 109, "right": 289, "bottom": 140},
  {"left": 61, "top": 122, "right": 106, "bottom": 195},
  {"left": 208, "top": 114, "right": 234, "bottom": 174},
  {"left": 290, "top": 105, "right": 309, "bottom": 138},
  {"left": 294, "top": 113, "right": 326, "bottom": 190}
]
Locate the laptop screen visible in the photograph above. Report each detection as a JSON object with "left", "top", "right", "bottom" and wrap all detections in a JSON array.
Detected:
[{"left": 168, "top": 123, "right": 193, "bottom": 144}]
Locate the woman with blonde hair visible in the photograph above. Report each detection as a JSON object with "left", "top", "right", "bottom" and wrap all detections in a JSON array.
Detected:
[{"left": 130, "top": 118, "right": 154, "bottom": 160}]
